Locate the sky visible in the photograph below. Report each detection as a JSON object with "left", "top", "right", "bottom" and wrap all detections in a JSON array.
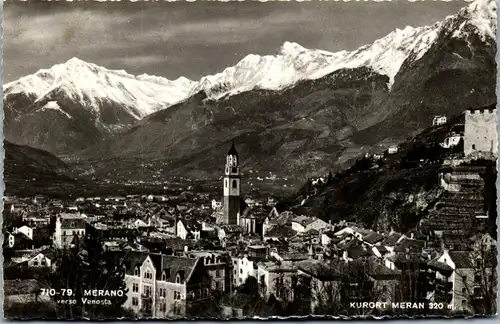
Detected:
[{"left": 3, "top": 0, "right": 470, "bottom": 83}]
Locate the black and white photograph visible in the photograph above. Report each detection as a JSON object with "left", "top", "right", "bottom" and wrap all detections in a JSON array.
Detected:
[{"left": 2, "top": 0, "right": 498, "bottom": 319}]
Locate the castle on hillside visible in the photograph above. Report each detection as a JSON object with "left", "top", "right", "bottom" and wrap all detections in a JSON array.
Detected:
[{"left": 464, "top": 106, "right": 498, "bottom": 157}]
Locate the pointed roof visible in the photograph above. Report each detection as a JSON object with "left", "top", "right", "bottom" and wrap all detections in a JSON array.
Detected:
[{"left": 227, "top": 140, "right": 238, "bottom": 157}]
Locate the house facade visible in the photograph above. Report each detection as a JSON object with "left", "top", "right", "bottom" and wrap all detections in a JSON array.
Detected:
[
  {"left": 121, "top": 252, "right": 212, "bottom": 318},
  {"left": 52, "top": 214, "right": 86, "bottom": 248}
]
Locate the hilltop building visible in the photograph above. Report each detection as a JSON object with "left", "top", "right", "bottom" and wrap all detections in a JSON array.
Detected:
[
  {"left": 464, "top": 106, "right": 498, "bottom": 157},
  {"left": 433, "top": 116, "right": 447, "bottom": 126}
]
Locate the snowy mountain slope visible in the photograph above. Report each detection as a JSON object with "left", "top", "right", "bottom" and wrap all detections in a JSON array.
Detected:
[
  {"left": 3, "top": 57, "right": 197, "bottom": 120},
  {"left": 3, "top": 0, "right": 495, "bottom": 160},
  {"left": 192, "top": 0, "right": 496, "bottom": 100},
  {"left": 76, "top": 0, "right": 496, "bottom": 181},
  {"left": 3, "top": 58, "right": 197, "bottom": 153}
]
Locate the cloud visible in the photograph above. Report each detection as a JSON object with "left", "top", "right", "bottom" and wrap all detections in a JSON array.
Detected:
[
  {"left": 104, "top": 55, "right": 180, "bottom": 67},
  {"left": 3, "top": 0, "right": 468, "bottom": 83}
]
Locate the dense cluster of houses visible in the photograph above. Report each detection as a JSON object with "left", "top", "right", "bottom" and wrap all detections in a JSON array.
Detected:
[
  {"left": 4, "top": 189, "right": 495, "bottom": 317},
  {"left": 3, "top": 116, "right": 498, "bottom": 318}
]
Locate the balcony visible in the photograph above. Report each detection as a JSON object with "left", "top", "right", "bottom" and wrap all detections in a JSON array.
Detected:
[{"left": 435, "top": 279, "right": 453, "bottom": 291}]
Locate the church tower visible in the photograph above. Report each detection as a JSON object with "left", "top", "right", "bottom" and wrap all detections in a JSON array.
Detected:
[{"left": 222, "top": 141, "right": 241, "bottom": 225}]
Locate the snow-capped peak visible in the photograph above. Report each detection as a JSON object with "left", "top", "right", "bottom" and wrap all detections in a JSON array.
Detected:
[
  {"left": 192, "top": 24, "right": 438, "bottom": 99},
  {"left": 452, "top": 0, "right": 496, "bottom": 41},
  {"left": 65, "top": 57, "right": 90, "bottom": 67},
  {"left": 279, "top": 41, "right": 309, "bottom": 56},
  {"left": 192, "top": 0, "right": 496, "bottom": 100},
  {"left": 4, "top": 58, "right": 198, "bottom": 119}
]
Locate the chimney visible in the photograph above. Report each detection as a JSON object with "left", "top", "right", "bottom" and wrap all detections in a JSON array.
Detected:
[{"left": 184, "top": 245, "right": 189, "bottom": 253}]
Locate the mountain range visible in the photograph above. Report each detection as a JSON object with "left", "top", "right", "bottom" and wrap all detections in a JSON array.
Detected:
[{"left": 3, "top": 0, "right": 497, "bottom": 181}]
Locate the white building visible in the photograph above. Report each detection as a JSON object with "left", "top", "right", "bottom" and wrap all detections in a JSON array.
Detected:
[
  {"left": 291, "top": 216, "right": 329, "bottom": 233},
  {"left": 233, "top": 255, "right": 257, "bottom": 287},
  {"left": 27, "top": 252, "right": 53, "bottom": 268},
  {"left": 441, "top": 134, "right": 462, "bottom": 148},
  {"left": 388, "top": 145, "right": 399, "bottom": 154},
  {"left": 52, "top": 214, "right": 86, "bottom": 248},
  {"left": 122, "top": 252, "right": 211, "bottom": 318},
  {"left": 211, "top": 200, "right": 222, "bottom": 210},
  {"left": 14, "top": 225, "right": 33, "bottom": 240},
  {"left": 433, "top": 115, "right": 447, "bottom": 126}
]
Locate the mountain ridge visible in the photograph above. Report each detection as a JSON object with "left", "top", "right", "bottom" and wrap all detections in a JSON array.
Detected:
[{"left": 3, "top": 0, "right": 497, "bottom": 180}]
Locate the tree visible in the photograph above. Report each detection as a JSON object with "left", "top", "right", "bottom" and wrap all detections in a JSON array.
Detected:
[
  {"left": 310, "top": 260, "right": 385, "bottom": 316},
  {"left": 327, "top": 171, "right": 334, "bottom": 184},
  {"left": 455, "top": 234, "right": 497, "bottom": 316},
  {"left": 4, "top": 300, "right": 59, "bottom": 319},
  {"left": 272, "top": 273, "right": 312, "bottom": 316},
  {"left": 36, "top": 232, "right": 130, "bottom": 319}
]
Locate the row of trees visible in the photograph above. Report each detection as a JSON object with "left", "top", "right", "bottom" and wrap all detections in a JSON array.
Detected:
[{"left": 5, "top": 230, "right": 132, "bottom": 319}]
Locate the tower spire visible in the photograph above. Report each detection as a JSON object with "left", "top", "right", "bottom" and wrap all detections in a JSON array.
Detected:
[
  {"left": 222, "top": 140, "right": 241, "bottom": 225},
  {"left": 228, "top": 140, "right": 238, "bottom": 157}
]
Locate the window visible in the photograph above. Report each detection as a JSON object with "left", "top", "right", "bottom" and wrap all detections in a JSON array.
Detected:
[
  {"left": 160, "top": 303, "right": 167, "bottom": 312},
  {"left": 144, "top": 271, "right": 153, "bottom": 280},
  {"left": 474, "top": 275, "right": 481, "bottom": 284},
  {"left": 216, "top": 270, "right": 222, "bottom": 278},
  {"left": 132, "top": 297, "right": 139, "bottom": 306},
  {"left": 461, "top": 300, "right": 466, "bottom": 306},
  {"left": 234, "top": 270, "right": 237, "bottom": 275},
  {"left": 33, "top": 261, "right": 38, "bottom": 266},
  {"left": 174, "top": 291, "right": 180, "bottom": 300},
  {"left": 225, "top": 180, "right": 228, "bottom": 188},
  {"left": 161, "top": 271, "right": 167, "bottom": 281},
  {"left": 232, "top": 180, "right": 237, "bottom": 188},
  {"left": 233, "top": 260, "right": 237, "bottom": 265},
  {"left": 176, "top": 274, "right": 182, "bottom": 284},
  {"left": 462, "top": 288, "right": 466, "bottom": 294},
  {"left": 240, "top": 269, "right": 243, "bottom": 274},
  {"left": 134, "top": 267, "right": 140, "bottom": 277},
  {"left": 476, "top": 260, "right": 482, "bottom": 267},
  {"left": 159, "top": 288, "right": 167, "bottom": 298},
  {"left": 472, "top": 144, "right": 476, "bottom": 150},
  {"left": 133, "top": 283, "right": 139, "bottom": 293},
  {"left": 474, "top": 287, "right": 482, "bottom": 298},
  {"left": 143, "top": 285, "right": 152, "bottom": 297},
  {"left": 41, "top": 259, "right": 46, "bottom": 266}
]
